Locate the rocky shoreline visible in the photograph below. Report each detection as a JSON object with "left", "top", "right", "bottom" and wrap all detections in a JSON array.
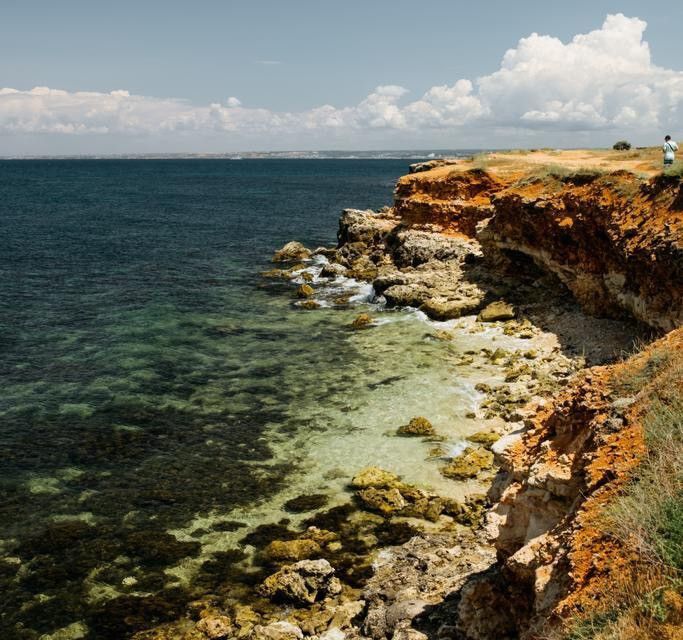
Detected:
[
  {"left": 132, "top": 154, "right": 682, "bottom": 640},
  {"left": 132, "top": 187, "right": 643, "bottom": 640}
]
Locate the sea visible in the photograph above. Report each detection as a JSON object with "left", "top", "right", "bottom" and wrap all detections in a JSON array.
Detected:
[{"left": 0, "top": 158, "right": 512, "bottom": 639}]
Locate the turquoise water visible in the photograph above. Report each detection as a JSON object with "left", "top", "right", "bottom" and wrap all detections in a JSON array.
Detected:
[
  {"left": 0, "top": 160, "right": 412, "bottom": 637},
  {"left": 0, "top": 158, "right": 524, "bottom": 639}
]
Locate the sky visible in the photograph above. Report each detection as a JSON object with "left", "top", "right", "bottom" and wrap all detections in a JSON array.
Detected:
[{"left": 2, "top": 0, "right": 683, "bottom": 154}]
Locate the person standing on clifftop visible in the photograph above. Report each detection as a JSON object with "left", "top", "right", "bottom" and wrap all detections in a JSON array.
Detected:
[{"left": 663, "top": 135, "right": 678, "bottom": 166}]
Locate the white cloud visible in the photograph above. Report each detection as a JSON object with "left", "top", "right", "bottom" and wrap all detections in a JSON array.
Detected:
[{"left": 2, "top": 13, "right": 683, "bottom": 149}]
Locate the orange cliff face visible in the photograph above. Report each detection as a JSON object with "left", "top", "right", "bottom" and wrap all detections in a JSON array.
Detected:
[
  {"left": 459, "top": 326, "right": 683, "bottom": 640},
  {"left": 395, "top": 154, "right": 683, "bottom": 331}
]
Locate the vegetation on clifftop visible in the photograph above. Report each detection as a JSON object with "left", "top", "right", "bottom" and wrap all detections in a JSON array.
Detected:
[{"left": 565, "top": 339, "right": 683, "bottom": 639}]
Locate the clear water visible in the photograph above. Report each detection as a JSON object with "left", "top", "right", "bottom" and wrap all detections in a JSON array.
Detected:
[{"left": 0, "top": 159, "right": 535, "bottom": 639}]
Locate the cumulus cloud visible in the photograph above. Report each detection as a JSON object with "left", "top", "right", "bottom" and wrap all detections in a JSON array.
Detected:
[{"left": 2, "top": 14, "right": 683, "bottom": 147}]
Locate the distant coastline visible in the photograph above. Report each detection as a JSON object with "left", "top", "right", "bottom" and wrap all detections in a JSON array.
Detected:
[{"left": 0, "top": 149, "right": 482, "bottom": 160}]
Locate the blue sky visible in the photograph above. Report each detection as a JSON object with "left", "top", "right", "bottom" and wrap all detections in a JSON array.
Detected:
[{"left": 2, "top": 1, "right": 683, "bottom": 154}]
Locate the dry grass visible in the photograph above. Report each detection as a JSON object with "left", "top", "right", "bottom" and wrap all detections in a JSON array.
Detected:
[
  {"left": 663, "top": 161, "right": 683, "bottom": 179},
  {"left": 561, "top": 344, "right": 683, "bottom": 639}
]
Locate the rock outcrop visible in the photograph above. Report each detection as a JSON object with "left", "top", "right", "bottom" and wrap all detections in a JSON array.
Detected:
[
  {"left": 395, "top": 164, "right": 683, "bottom": 331},
  {"left": 258, "top": 560, "right": 343, "bottom": 606},
  {"left": 455, "top": 327, "right": 683, "bottom": 639}
]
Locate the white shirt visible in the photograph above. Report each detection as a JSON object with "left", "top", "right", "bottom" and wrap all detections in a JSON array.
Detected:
[{"left": 663, "top": 140, "right": 678, "bottom": 161}]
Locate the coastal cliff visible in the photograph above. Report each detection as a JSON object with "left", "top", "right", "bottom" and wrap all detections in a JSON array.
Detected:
[
  {"left": 312, "top": 150, "right": 683, "bottom": 639},
  {"left": 395, "top": 158, "right": 682, "bottom": 331},
  {"left": 135, "top": 150, "right": 682, "bottom": 640}
]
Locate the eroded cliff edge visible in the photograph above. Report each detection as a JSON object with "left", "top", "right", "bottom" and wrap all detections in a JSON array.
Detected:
[
  {"left": 395, "top": 162, "right": 682, "bottom": 331},
  {"left": 387, "top": 154, "right": 683, "bottom": 639}
]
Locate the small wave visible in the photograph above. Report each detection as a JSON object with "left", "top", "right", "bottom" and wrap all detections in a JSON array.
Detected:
[{"left": 446, "top": 440, "right": 469, "bottom": 458}]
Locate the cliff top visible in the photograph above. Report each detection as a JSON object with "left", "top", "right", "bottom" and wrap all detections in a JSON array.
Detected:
[{"left": 418, "top": 147, "right": 673, "bottom": 181}]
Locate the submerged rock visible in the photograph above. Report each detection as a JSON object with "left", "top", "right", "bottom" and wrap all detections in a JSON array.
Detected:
[
  {"left": 233, "top": 606, "right": 261, "bottom": 638},
  {"left": 477, "top": 301, "right": 515, "bottom": 322},
  {"left": 299, "top": 300, "right": 321, "bottom": 310},
  {"left": 258, "top": 559, "right": 342, "bottom": 605},
  {"left": 396, "top": 416, "right": 435, "bottom": 437},
  {"left": 468, "top": 431, "right": 501, "bottom": 449},
  {"left": 260, "top": 268, "right": 292, "bottom": 280},
  {"left": 251, "top": 621, "right": 304, "bottom": 640},
  {"left": 296, "top": 284, "right": 315, "bottom": 299},
  {"left": 195, "top": 615, "right": 233, "bottom": 639},
  {"left": 441, "top": 447, "right": 494, "bottom": 480},
  {"left": 356, "top": 487, "right": 407, "bottom": 516},
  {"left": 273, "top": 241, "right": 312, "bottom": 262},
  {"left": 284, "top": 494, "right": 329, "bottom": 513},
  {"left": 261, "top": 539, "right": 322, "bottom": 563},
  {"left": 351, "top": 313, "right": 375, "bottom": 330},
  {"left": 351, "top": 467, "right": 400, "bottom": 489}
]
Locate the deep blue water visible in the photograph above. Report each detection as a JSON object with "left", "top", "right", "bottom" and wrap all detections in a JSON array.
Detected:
[{"left": 0, "top": 159, "right": 410, "bottom": 639}]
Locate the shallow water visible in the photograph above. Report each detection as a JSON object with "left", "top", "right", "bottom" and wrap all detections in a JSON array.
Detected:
[{"left": 0, "top": 158, "right": 536, "bottom": 639}]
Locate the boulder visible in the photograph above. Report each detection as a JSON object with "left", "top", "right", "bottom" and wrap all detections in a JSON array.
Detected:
[
  {"left": 313, "top": 247, "right": 338, "bottom": 259},
  {"left": 258, "top": 559, "right": 342, "bottom": 605},
  {"left": 477, "top": 301, "right": 515, "bottom": 322},
  {"left": 321, "top": 262, "right": 348, "bottom": 278},
  {"left": 420, "top": 297, "right": 475, "bottom": 321},
  {"left": 390, "top": 230, "right": 473, "bottom": 267},
  {"left": 251, "top": 621, "right": 303, "bottom": 640},
  {"left": 337, "top": 208, "right": 393, "bottom": 246},
  {"left": 299, "top": 300, "right": 321, "bottom": 310},
  {"left": 351, "top": 313, "right": 375, "bottom": 330},
  {"left": 356, "top": 487, "right": 407, "bottom": 516},
  {"left": 296, "top": 284, "right": 315, "bottom": 298},
  {"left": 260, "top": 268, "right": 292, "bottom": 280},
  {"left": 441, "top": 447, "right": 494, "bottom": 480},
  {"left": 196, "top": 615, "right": 233, "bottom": 639},
  {"left": 261, "top": 538, "right": 322, "bottom": 563},
  {"left": 351, "top": 467, "right": 400, "bottom": 489},
  {"left": 392, "top": 627, "right": 429, "bottom": 640},
  {"left": 383, "top": 284, "right": 432, "bottom": 308},
  {"left": 273, "top": 242, "right": 312, "bottom": 262},
  {"left": 233, "top": 606, "right": 260, "bottom": 638},
  {"left": 468, "top": 431, "right": 501, "bottom": 448},
  {"left": 396, "top": 416, "right": 435, "bottom": 437},
  {"left": 348, "top": 256, "right": 379, "bottom": 281}
]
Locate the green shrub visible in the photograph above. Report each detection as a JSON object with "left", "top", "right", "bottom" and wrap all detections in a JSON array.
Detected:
[{"left": 613, "top": 140, "right": 632, "bottom": 151}]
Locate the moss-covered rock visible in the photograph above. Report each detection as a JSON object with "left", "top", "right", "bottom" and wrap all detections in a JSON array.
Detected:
[
  {"left": 261, "top": 539, "right": 322, "bottom": 563},
  {"left": 350, "top": 467, "right": 400, "bottom": 489},
  {"left": 260, "top": 268, "right": 292, "bottom": 279},
  {"left": 468, "top": 431, "right": 501, "bottom": 448},
  {"left": 296, "top": 284, "right": 315, "bottom": 299},
  {"left": 272, "top": 242, "right": 312, "bottom": 262},
  {"left": 283, "top": 494, "right": 329, "bottom": 513},
  {"left": 396, "top": 416, "right": 435, "bottom": 437},
  {"left": 351, "top": 313, "right": 374, "bottom": 329},
  {"left": 257, "top": 559, "right": 342, "bottom": 605},
  {"left": 356, "top": 487, "right": 407, "bottom": 516},
  {"left": 441, "top": 447, "right": 494, "bottom": 480}
]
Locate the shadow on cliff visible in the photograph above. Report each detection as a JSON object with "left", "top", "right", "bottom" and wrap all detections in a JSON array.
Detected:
[
  {"left": 409, "top": 563, "right": 526, "bottom": 640},
  {"left": 460, "top": 250, "right": 650, "bottom": 366}
]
